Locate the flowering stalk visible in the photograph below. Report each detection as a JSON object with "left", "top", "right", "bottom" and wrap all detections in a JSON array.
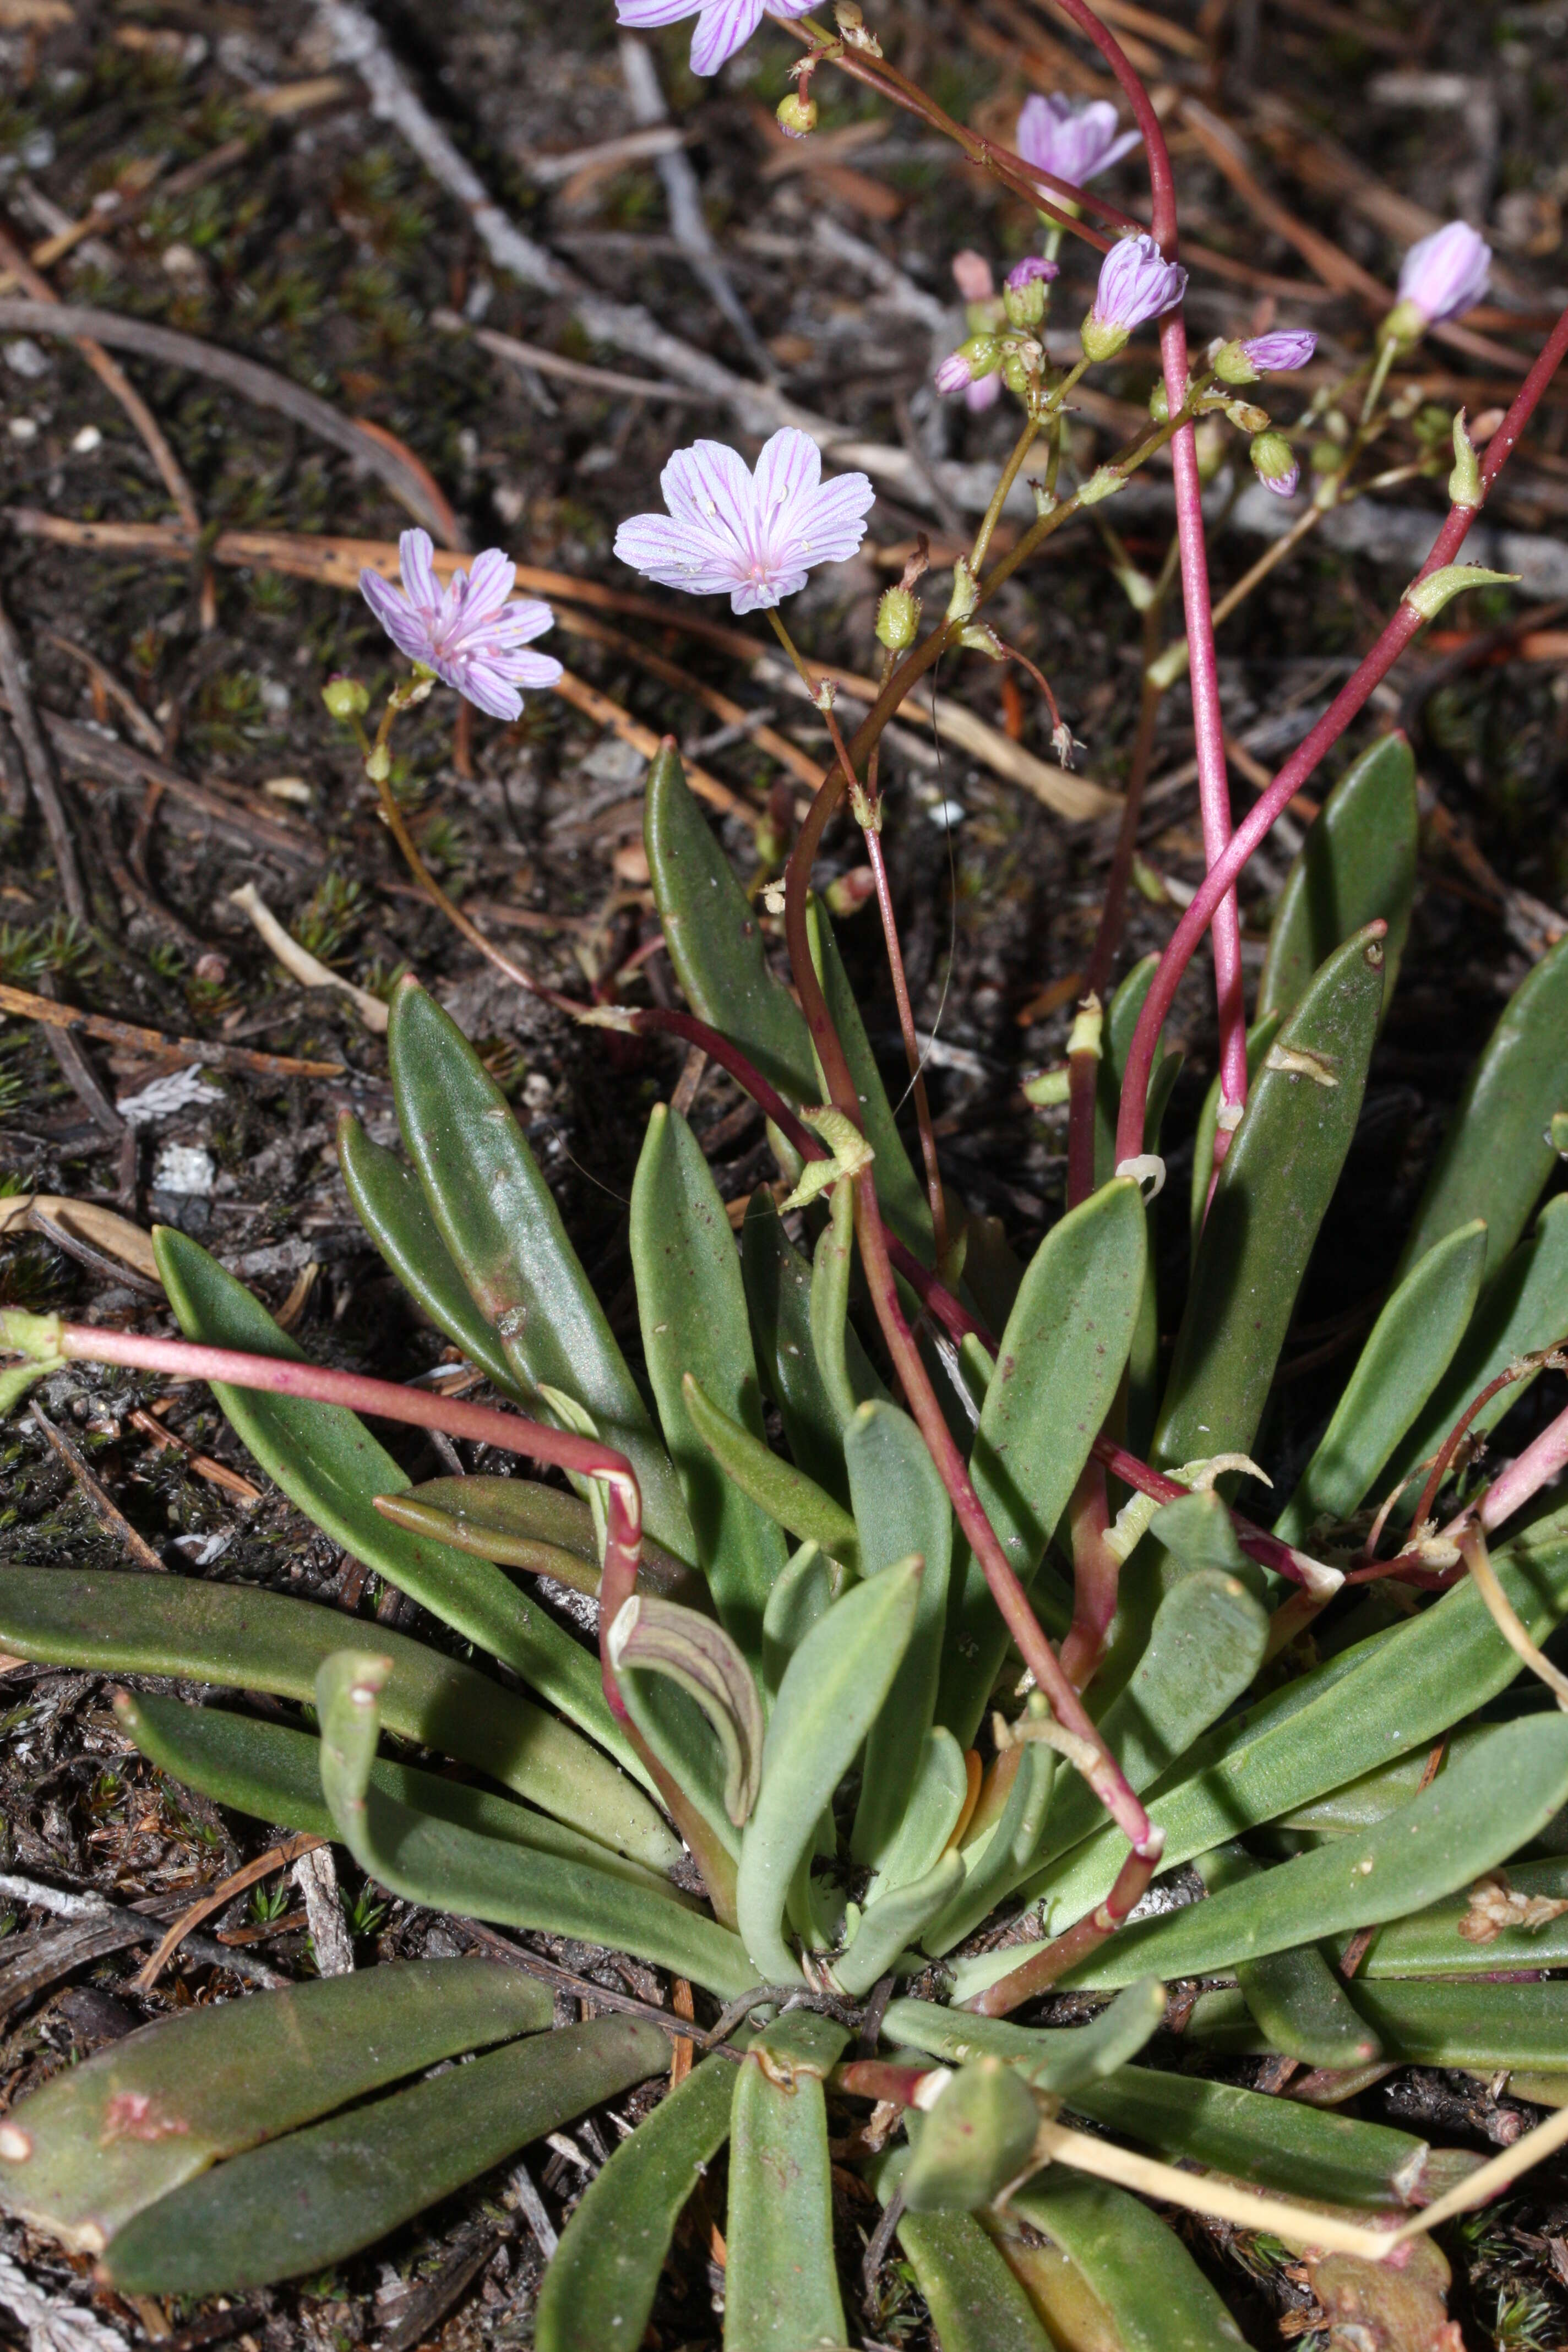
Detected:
[
  {"left": 0, "top": 1315, "right": 643, "bottom": 1716},
  {"left": 1113, "top": 297, "right": 1568, "bottom": 1171},
  {"left": 1476, "top": 1393, "right": 1568, "bottom": 1536},
  {"left": 965, "top": 1841, "right": 1166, "bottom": 2016}
]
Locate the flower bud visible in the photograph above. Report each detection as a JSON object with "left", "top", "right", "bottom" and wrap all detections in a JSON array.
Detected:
[
  {"left": 322, "top": 674, "right": 369, "bottom": 720},
  {"left": 1001, "top": 254, "right": 1057, "bottom": 329},
  {"left": 958, "top": 333, "right": 1000, "bottom": 378},
  {"left": 776, "top": 90, "right": 816, "bottom": 138},
  {"left": 1250, "top": 428, "right": 1300, "bottom": 498},
  {"left": 1000, "top": 344, "right": 1032, "bottom": 396},
  {"left": 1224, "top": 399, "right": 1271, "bottom": 434},
  {"left": 876, "top": 584, "right": 921, "bottom": 651},
  {"left": 1213, "top": 329, "right": 1317, "bottom": 382},
  {"left": 1147, "top": 379, "right": 1170, "bottom": 423},
  {"left": 1211, "top": 337, "right": 1259, "bottom": 385},
  {"left": 1395, "top": 220, "right": 1492, "bottom": 331}
]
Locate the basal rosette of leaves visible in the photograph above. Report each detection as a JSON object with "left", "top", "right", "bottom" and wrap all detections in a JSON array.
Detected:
[{"left": 0, "top": 732, "right": 1566, "bottom": 2345}]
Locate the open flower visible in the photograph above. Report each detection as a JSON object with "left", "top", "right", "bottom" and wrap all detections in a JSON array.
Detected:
[
  {"left": 1393, "top": 220, "right": 1493, "bottom": 329},
  {"left": 1015, "top": 93, "right": 1141, "bottom": 189},
  {"left": 359, "top": 532, "right": 562, "bottom": 722},
  {"left": 614, "top": 427, "right": 875, "bottom": 616},
  {"left": 1081, "top": 233, "right": 1187, "bottom": 362},
  {"left": 614, "top": 0, "right": 815, "bottom": 78}
]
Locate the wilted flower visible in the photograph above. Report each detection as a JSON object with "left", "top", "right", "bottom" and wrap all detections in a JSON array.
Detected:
[
  {"left": 1250, "top": 429, "right": 1300, "bottom": 498},
  {"left": 1212, "top": 329, "right": 1317, "bottom": 384},
  {"left": 1015, "top": 93, "right": 1141, "bottom": 189},
  {"left": 1004, "top": 253, "right": 1060, "bottom": 328},
  {"left": 359, "top": 532, "right": 562, "bottom": 722},
  {"left": 1081, "top": 233, "right": 1187, "bottom": 362},
  {"left": 615, "top": 0, "right": 814, "bottom": 77},
  {"left": 613, "top": 426, "right": 875, "bottom": 616}
]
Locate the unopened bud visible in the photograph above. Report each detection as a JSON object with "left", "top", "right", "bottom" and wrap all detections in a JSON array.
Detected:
[
  {"left": 323, "top": 674, "right": 369, "bottom": 720},
  {"left": 776, "top": 90, "right": 816, "bottom": 138},
  {"left": 957, "top": 333, "right": 1001, "bottom": 379},
  {"left": 834, "top": 0, "right": 881, "bottom": 51},
  {"left": 1224, "top": 399, "right": 1271, "bottom": 434},
  {"left": 826, "top": 864, "right": 875, "bottom": 919},
  {"left": 1000, "top": 344, "right": 1033, "bottom": 396},
  {"left": 1250, "top": 429, "right": 1300, "bottom": 498},
  {"left": 1147, "top": 379, "right": 1170, "bottom": 424},
  {"left": 1211, "top": 336, "right": 1259, "bottom": 385},
  {"left": 1003, "top": 256, "right": 1056, "bottom": 329},
  {"left": 876, "top": 584, "right": 921, "bottom": 652},
  {"left": 1449, "top": 407, "right": 1481, "bottom": 508}
]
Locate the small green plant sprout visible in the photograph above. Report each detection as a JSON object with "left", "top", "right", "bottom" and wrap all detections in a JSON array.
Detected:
[{"left": 2, "top": 3, "right": 1567, "bottom": 2340}]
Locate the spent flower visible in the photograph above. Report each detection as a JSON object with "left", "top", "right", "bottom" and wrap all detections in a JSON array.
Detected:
[
  {"left": 1003, "top": 254, "right": 1059, "bottom": 328},
  {"left": 614, "top": 0, "right": 814, "bottom": 77},
  {"left": 1384, "top": 221, "right": 1492, "bottom": 344},
  {"left": 1081, "top": 233, "right": 1187, "bottom": 362},
  {"left": 614, "top": 426, "right": 875, "bottom": 616},
  {"left": 358, "top": 532, "right": 562, "bottom": 723},
  {"left": 1015, "top": 93, "right": 1141, "bottom": 189}
]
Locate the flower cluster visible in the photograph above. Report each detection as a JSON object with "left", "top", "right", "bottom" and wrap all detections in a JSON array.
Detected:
[{"left": 358, "top": 534, "right": 562, "bottom": 722}]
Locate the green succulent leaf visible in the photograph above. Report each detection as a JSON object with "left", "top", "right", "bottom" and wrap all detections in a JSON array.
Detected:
[
  {"left": 608, "top": 1592, "right": 766, "bottom": 1826},
  {"left": 313, "top": 1653, "right": 759, "bottom": 1996},
  {"left": 153, "top": 1228, "right": 637, "bottom": 1782},
  {"left": 940, "top": 1175, "right": 1147, "bottom": 1746},
  {"left": 1059, "top": 1714, "right": 1568, "bottom": 1987},
  {"left": 1195, "top": 1844, "right": 1382, "bottom": 2068},
  {"left": 1258, "top": 731, "right": 1418, "bottom": 1022},
  {"left": 993, "top": 2174, "right": 1248, "bottom": 2352},
  {"left": 632, "top": 1105, "right": 789, "bottom": 1659},
  {"left": 374, "top": 1474, "right": 694, "bottom": 1599},
  {"left": 742, "top": 1189, "right": 870, "bottom": 1500},
  {"left": 1187, "top": 1014, "right": 1284, "bottom": 1256},
  {"left": 683, "top": 1368, "right": 861, "bottom": 1569},
  {"left": 536, "top": 2052, "right": 737, "bottom": 2352},
  {"left": 644, "top": 739, "right": 816, "bottom": 1104},
  {"left": 1273, "top": 1218, "right": 1489, "bottom": 1545},
  {"left": 1158, "top": 923, "right": 1386, "bottom": 1468},
  {"left": 1397, "top": 927, "right": 1568, "bottom": 1284},
  {"left": 0, "top": 1567, "right": 676, "bottom": 1872},
  {"left": 387, "top": 981, "right": 694, "bottom": 1560},
  {"left": 925, "top": 1702, "right": 1055, "bottom": 1956},
  {"left": 1185, "top": 1978, "right": 1568, "bottom": 2072},
  {"left": 903, "top": 2057, "right": 1042, "bottom": 2213},
  {"left": 846, "top": 1399, "right": 955, "bottom": 1872},
  {"left": 105, "top": 2016, "right": 666, "bottom": 2295},
  {"left": 0, "top": 1960, "right": 550, "bottom": 2253},
  {"left": 887, "top": 2199, "right": 1054, "bottom": 2352},
  {"left": 808, "top": 897, "right": 933, "bottom": 1260},
  {"left": 883, "top": 1978, "right": 1167, "bottom": 2093},
  {"left": 809, "top": 1173, "right": 865, "bottom": 1431},
  {"left": 832, "top": 1850, "right": 966, "bottom": 1997},
  {"left": 1350, "top": 1853, "right": 1568, "bottom": 1979},
  {"left": 736, "top": 1557, "right": 923, "bottom": 1981},
  {"left": 863, "top": 1725, "right": 971, "bottom": 1896},
  {"left": 724, "top": 2011, "right": 850, "bottom": 2352},
  {"left": 338, "top": 1114, "right": 528, "bottom": 1398}
]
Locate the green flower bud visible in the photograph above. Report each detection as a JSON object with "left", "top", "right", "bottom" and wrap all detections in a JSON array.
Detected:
[
  {"left": 1003, "top": 276, "right": 1046, "bottom": 330},
  {"left": 957, "top": 333, "right": 1001, "bottom": 378},
  {"left": 322, "top": 674, "right": 370, "bottom": 721},
  {"left": 1000, "top": 344, "right": 1032, "bottom": 396},
  {"left": 776, "top": 90, "right": 816, "bottom": 138},
  {"left": 1147, "top": 378, "right": 1170, "bottom": 423},
  {"left": 1080, "top": 312, "right": 1129, "bottom": 364},
  {"left": 875, "top": 585, "right": 921, "bottom": 652}
]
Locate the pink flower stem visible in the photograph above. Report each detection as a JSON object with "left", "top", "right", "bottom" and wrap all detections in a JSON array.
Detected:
[
  {"left": 39, "top": 1320, "right": 644, "bottom": 1719},
  {"left": 1115, "top": 297, "right": 1568, "bottom": 1169},
  {"left": 966, "top": 1839, "right": 1166, "bottom": 2016},
  {"left": 1478, "top": 1392, "right": 1568, "bottom": 1534},
  {"left": 1090, "top": 1434, "right": 1333, "bottom": 1593}
]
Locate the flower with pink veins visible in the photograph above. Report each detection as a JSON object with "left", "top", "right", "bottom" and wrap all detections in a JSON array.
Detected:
[
  {"left": 1015, "top": 93, "right": 1141, "bottom": 190},
  {"left": 614, "top": 427, "right": 875, "bottom": 616},
  {"left": 359, "top": 532, "right": 562, "bottom": 722},
  {"left": 614, "top": 0, "right": 815, "bottom": 78}
]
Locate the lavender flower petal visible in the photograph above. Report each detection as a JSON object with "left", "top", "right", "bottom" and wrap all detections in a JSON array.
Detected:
[
  {"left": 1396, "top": 221, "right": 1492, "bottom": 325},
  {"left": 1242, "top": 329, "right": 1317, "bottom": 372},
  {"left": 617, "top": 423, "right": 874, "bottom": 614},
  {"left": 399, "top": 529, "right": 441, "bottom": 614},
  {"left": 688, "top": 0, "right": 767, "bottom": 75}
]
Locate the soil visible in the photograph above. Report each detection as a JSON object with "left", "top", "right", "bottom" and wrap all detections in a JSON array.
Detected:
[{"left": 0, "top": 0, "right": 1567, "bottom": 2344}]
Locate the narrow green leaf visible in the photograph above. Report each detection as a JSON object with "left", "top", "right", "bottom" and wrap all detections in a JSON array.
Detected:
[
  {"left": 1273, "top": 1220, "right": 1488, "bottom": 1545},
  {"left": 1397, "top": 927, "right": 1568, "bottom": 1284},
  {"left": 863, "top": 1726, "right": 970, "bottom": 1896},
  {"left": 808, "top": 897, "right": 933, "bottom": 1260},
  {"left": 1186, "top": 1979, "right": 1568, "bottom": 2072},
  {"left": 536, "top": 2055, "right": 737, "bottom": 2352},
  {"left": 883, "top": 1979, "right": 1166, "bottom": 2093},
  {"left": 939, "top": 1176, "right": 1147, "bottom": 1747},
  {"left": 949, "top": 1507, "right": 1568, "bottom": 2000},
  {"left": 0, "top": 1961, "right": 549, "bottom": 2252},
  {"left": 760, "top": 1540, "right": 837, "bottom": 1701},
  {"left": 387, "top": 981, "right": 693, "bottom": 1561},
  {"left": 1258, "top": 733, "right": 1418, "bottom": 1021},
  {"left": 314, "top": 1654, "right": 759, "bottom": 1996},
  {"left": 995, "top": 2175, "right": 1248, "bottom": 2352},
  {"left": 736, "top": 1558, "right": 923, "bottom": 1981},
  {"left": 1059, "top": 1715, "right": 1568, "bottom": 1987},
  {"left": 632, "top": 1106, "right": 788, "bottom": 1658},
  {"left": 1195, "top": 1844, "right": 1381, "bottom": 2069},
  {"left": 742, "top": 1191, "right": 855, "bottom": 1501},
  {"left": 902, "top": 2058, "right": 1041, "bottom": 2212},
  {"left": 847, "top": 1400, "right": 954, "bottom": 1871},
  {"left": 644, "top": 739, "right": 816, "bottom": 1104},
  {"left": 1385, "top": 1194, "right": 1568, "bottom": 1503},
  {"left": 376, "top": 1475, "right": 695, "bottom": 1599},
  {"left": 1355, "top": 1854, "right": 1568, "bottom": 1979},
  {"left": 1066, "top": 2066, "right": 1444, "bottom": 2209},
  {"left": 116, "top": 1691, "right": 689, "bottom": 1901},
  {"left": 684, "top": 1370, "right": 861, "bottom": 1569},
  {"left": 106, "top": 2017, "right": 666, "bottom": 2295},
  {"left": 1187, "top": 1014, "right": 1284, "bottom": 1256},
  {"left": 925, "top": 1705, "right": 1054, "bottom": 1956},
  {"left": 833, "top": 1852, "right": 965, "bottom": 1997},
  {"left": 724, "top": 2011, "right": 849, "bottom": 2352},
  {"left": 1158, "top": 924, "right": 1386, "bottom": 1468},
  {"left": 154, "top": 1229, "right": 639, "bottom": 1783},
  {"left": 0, "top": 1567, "right": 677, "bottom": 1872},
  {"left": 890, "top": 2203, "right": 1054, "bottom": 2352},
  {"left": 338, "top": 1115, "right": 527, "bottom": 1398},
  {"left": 809, "top": 1175, "right": 864, "bottom": 1431}
]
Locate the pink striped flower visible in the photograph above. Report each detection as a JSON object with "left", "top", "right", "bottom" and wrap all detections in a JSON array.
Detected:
[
  {"left": 614, "top": 428, "right": 875, "bottom": 616},
  {"left": 1015, "top": 94, "right": 1141, "bottom": 189},
  {"left": 359, "top": 532, "right": 562, "bottom": 722},
  {"left": 615, "top": 0, "right": 815, "bottom": 77}
]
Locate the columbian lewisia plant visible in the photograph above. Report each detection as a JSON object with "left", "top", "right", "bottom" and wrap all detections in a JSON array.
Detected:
[
  {"left": 613, "top": 426, "right": 876, "bottom": 614},
  {"left": 358, "top": 531, "right": 562, "bottom": 721}
]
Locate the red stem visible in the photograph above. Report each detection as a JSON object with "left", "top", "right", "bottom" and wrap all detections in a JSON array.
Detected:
[
  {"left": 1478, "top": 1391, "right": 1568, "bottom": 1534},
  {"left": 966, "top": 1839, "right": 1165, "bottom": 2015},
  {"left": 47, "top": 1323, "right": 644, "bottom": 1720},
  {"left": 1114, "top": 297, "right": 1568, "bottom": 1168}
]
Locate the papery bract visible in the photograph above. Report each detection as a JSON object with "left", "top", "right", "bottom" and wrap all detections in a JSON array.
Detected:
[
  {"left": 358, "top": 532, "right": 562, "bottom": 723},
  {"left": 614, "top": 0, "right": 815, "bottom": 77},
  {"left": 1015, "top": 92, "right": 1141, "bottom": 188},
  {"left": 613, "top": 427, "right": 875, "bottom": 616}
]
